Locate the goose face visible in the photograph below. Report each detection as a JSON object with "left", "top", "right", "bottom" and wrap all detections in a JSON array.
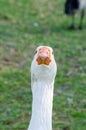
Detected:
[
  {"left": 36, "top": 46, "right": 52, "bottom": 65},
  {"left": 31, "top": 46, "right": 57, "bottom": 81}
]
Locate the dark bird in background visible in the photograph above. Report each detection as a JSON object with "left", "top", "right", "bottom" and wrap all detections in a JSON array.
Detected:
[{"left": 64, "top": 0, "right": 86, "bottom": 29}]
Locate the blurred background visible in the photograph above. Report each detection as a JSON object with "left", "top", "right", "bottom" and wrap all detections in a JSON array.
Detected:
[{"left": 0, "top": 0, "right": 86, "bottom": 130}]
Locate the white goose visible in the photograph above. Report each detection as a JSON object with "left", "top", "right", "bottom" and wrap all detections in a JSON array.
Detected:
[{"left": 28, "top": 46, "right": 57, "bottom": 130}]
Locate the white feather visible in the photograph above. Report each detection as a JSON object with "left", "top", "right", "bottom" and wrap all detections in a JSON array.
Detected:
[
  {"left": 28, "top": 46, "right": 57, "bottom": 130},
  {"left": 79, "top": 0, "right": 86, "bottom": 10}
]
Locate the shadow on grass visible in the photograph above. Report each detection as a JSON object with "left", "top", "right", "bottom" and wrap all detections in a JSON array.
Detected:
[
  {"left": 22, "top": 22, "right": 85, "bottom": 35},
  {"left": 23, "top": 24, "right": 69, "bottom": 35}
]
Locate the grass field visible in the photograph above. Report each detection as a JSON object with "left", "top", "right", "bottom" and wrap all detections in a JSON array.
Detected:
[{"left": 0, "top": 0, "right": 86, "bottom": 130}]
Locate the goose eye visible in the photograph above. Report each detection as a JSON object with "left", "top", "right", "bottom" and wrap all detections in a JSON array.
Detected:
[
  {"left": 52, "top": 51, "right": 54, "bottom": 55},
  {"left": 35, "top": 50, "right": 37, "bottom": 54}
]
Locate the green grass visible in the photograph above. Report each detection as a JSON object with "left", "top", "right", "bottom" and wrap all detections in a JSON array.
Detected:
[{"left": 0, "top": 0, "right": 86, "bottom": 130}]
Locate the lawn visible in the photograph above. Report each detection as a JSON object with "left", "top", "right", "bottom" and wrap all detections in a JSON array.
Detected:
[{"left": 0, "top": 0, "right": 86, "bottom": 130}]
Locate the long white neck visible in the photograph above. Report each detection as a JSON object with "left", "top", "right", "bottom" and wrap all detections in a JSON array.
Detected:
[{"left": 28, "top": 79, "right": 54, "bottom": 130}]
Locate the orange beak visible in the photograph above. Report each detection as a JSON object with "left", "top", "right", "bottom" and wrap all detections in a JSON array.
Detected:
[{"left": 36, "top": 47, "right": 51, "bottom": 65}]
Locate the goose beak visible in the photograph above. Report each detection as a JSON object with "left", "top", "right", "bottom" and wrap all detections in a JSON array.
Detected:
[{"left": 36, "top": 47, "right": 51, "bottom": 65}]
